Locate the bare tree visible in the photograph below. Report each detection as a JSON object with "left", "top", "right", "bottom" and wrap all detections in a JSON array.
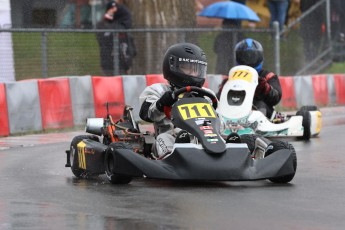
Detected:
[{"left": 123, "top": 0, "right": 197, "bottom": 74}]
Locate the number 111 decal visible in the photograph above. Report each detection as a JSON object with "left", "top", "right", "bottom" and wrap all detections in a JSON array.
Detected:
[{"left": 178, "top": 103, "right": 216, "bottom": 120}]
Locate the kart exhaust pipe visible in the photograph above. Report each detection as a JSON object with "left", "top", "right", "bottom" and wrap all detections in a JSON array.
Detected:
[{"left": 85, "top": 118, "right": 104, "bottom": 135}]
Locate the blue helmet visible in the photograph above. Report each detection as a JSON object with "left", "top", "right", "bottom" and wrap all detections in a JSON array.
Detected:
[{"left": 235, "top": 38, "right": 264, "bottom": 72}]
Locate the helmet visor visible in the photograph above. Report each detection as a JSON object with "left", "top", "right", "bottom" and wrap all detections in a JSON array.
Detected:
[{"left": 170, "top": 56, "right": 207, "bottom": 78}]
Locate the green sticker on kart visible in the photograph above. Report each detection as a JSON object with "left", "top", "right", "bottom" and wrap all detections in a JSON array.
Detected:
[{"left": 177, "top": 103, "right": 216, "bottom": 120}]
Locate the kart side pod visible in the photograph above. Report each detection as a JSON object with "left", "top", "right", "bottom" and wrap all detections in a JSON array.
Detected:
[{"left": 85, "top": 118, "right": 104, "bottom": 136}]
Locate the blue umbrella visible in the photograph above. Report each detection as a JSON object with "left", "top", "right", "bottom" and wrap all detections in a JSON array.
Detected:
[{"left": 198, "top": 1, "right": 260, "bottom": 22}]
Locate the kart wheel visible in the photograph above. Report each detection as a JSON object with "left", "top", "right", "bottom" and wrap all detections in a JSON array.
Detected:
[
  {"left": 296, "top": 109, "right": 311, "bottom": 140},
  {"left": 241, "top": 134, "right": 270, "bottom": 154},
  {"left": 240, "top": 134, "right": 259, "bottom": 153},
  {"left": 105, "top": 142, "right": 133, "bottom": 184},
  {"left": 299, "top": 105, "right": 319, "bottom": 111},
  {"left": 265, "top": 140, "right": 297, "bottom": 183},
  {"left": 70, "top": 135, "right": 100, "bottom": 178}
]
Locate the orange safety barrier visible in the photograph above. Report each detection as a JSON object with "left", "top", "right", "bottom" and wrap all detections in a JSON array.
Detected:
[
  {"left": 279, "top": 76, "right": 297, "bottom": 109},
  {"left": 92, "top": 76, "right": 125, "bottom": 119},
  {"left": 334, "top": 74, "right": 345, "bottom": 104},
  {"left": 0, "top": 83, "right": 9, "bottom": 136},
  {"left": 38, "top": 78, "right": 74, "bottom": 129},
  {"left": 312, "top": 75, "right": 329, "bottom": 106},
  {"left": 145, "top": 74, "right": 167, "bottom": 86}
]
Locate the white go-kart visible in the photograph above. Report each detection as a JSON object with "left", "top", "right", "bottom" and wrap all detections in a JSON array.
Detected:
[{"left": 217, "top": 65, "right": 322, "bottom": 141}]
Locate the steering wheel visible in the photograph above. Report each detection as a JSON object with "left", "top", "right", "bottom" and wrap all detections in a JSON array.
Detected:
[{"left": 172, "top": 86, "right": 218, "bottom": 109}]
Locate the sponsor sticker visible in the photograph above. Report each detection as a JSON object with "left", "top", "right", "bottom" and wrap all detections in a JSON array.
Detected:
[
  {"left": 195, "top": 119, "right": 205, "bottom": 125},
  {"left": 203, "top": 130, "right": 213, "bottom": 134},
  {"left": 206, "top": 138, "right": 218, "bottom": 142},
  {"left": 84, "top": 147, "right": 95, "bottom": 154},
  {"left": 204, "top": 133, "right": 217, "bottom": 137}
]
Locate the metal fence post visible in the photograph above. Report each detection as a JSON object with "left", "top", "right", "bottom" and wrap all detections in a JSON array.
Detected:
[
  {"left": 113, "top": 32, "right": 119, "bottom": 76},
  {"left": 273, "top": 21, "right": 280, "bottom": 76},
  {"left": 41, "top": 31, "right": 48, "bottom": 78},
  {"left": 326, "top": 0, "right": 331, "bottom": 44}
]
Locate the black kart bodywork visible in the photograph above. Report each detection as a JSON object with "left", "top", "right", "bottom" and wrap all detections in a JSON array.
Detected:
[
  {"left": 66, "top": 87, "right": 297, "bottom": 184},
  {"left": 107, "top": 143, "right": 295, "bottom": 181}
]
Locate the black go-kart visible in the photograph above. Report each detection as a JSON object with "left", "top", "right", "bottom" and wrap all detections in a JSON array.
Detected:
[{"left": 65, "top": 86, "right": 297, "bottom": 184}]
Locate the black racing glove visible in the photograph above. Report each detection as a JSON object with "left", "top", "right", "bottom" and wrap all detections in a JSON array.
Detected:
[
  {"left": 156, "top": 91, "right": 177, "bottom": 112},
  {"left": 255, "top": 77, "right": 271, "bottom": 97}
]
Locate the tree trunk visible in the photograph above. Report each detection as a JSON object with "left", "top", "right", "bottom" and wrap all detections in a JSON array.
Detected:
[{"left": 123, "top": 0, "right": 197, "bottom": 74}]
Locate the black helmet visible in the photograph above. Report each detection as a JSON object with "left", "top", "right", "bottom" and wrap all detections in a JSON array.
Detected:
[
  {"left": 163, "top": 43, "right": 207, "bottom": 88},
  {"left": 235, "top": 38, "right": 264, "bottom": 72}
]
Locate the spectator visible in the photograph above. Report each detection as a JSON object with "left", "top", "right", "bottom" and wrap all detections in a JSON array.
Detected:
[
  {"left": 96, "top": 1, "right": 135, "bottom": 75},
  {"left": 214, "top": 19, "right": 243, "bottom": 75},
  {"left": 297, "top": 0, "right": 325, "bottom": 63},
  {"left": 267, "top": 0, "right": 290, "bottom": 32},
  {"left": 329, "top": 0, "right": 345, "bottom": 41}
]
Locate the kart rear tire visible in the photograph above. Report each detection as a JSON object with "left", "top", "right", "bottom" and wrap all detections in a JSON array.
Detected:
[
  {"left": 299, "top": 105, "right": 319, "bottom": 111},
  {"left": 105, "top": 142, "right": 133, "bottom": 184},
  {"left": 70, "top": 135, "right": 100, "bottom": 178},
  {"left": 265, "top": 140, "right": 297, "bottom": 183},
  {"left": 296, "top": 109, "right": 311, "bottom": 140}
]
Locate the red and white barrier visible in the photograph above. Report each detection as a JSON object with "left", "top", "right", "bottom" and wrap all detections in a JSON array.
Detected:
[
  {"left": 279, "top": 76, "right": 297, "bottom": 109},
  {"left": 38, "top": 78, "right": 74, "bottom": 129},
  {"left": 92, "top": 76, "right": 125, "bottom": 119},
  {"left": 0, "top": 73, "right": 345, "bottom": 137},
  {"left": 312, "top": 75, "right": 329, "bottom": 106},
  {"left": 0, "top": 83, "right": 9, "bottom": 136},
  {"left": 334, "top": 74, "right": 345, "bottom": 104}
]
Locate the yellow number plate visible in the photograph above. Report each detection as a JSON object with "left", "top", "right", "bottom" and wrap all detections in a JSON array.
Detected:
[
  {"left": 177, "top": 103, "right": 216, "bottom": 120},
  {"left": 230, "top": 70, "right": 253, "bottom": 83}
]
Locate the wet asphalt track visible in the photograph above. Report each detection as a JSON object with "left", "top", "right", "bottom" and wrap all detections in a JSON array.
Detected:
[{"left": 0, "top": 107, "right": 345, "bottom": 230}]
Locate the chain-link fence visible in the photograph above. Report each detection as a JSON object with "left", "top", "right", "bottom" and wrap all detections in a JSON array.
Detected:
[
  {"left": 1, "top": 0, "right": 337, "bottom": 82},
  {"left": 282, "top": 0, "right": 332, "bottom": 75},
  {"left": 0, "top": 26, "right": 283, "bottom": 81}
]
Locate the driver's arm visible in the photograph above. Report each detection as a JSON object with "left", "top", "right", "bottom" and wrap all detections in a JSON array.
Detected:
[
  {"left": 139, "top": 83, "right": 170, "bottom": 122},
  {"left": 259, "top": 71, "right": 282, "bottom": 106}
]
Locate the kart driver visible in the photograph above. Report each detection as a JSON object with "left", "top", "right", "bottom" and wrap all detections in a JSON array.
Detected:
[
  {"left": 216, "top": 38, "right": 282, "bottom": 119},
  {"left": 139, "top": 42, "right": 215, "bottom": 159}
]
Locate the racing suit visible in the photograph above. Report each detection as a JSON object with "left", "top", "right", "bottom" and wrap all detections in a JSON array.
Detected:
[
  {"left": 216, "top": 69, "right": 282, "bottom": 119},
  {"left": 254, "top": 70, "right": 282, "bottom": 119},
  {"left": 139, "top": 83, "right": 176, "bottom": 158},
  {"left": 139, "top": 83, "right": 217, "bottom": 158}
]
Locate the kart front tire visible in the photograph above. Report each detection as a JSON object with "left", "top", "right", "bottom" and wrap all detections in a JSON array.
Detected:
[
  {"left": 240, "top": 134, "right": 259, "bottom": 153},
  {"left": 240, "top": 134, "right": 270, "bottom": 154},
  {"left": 105, "top": 142, "right": 133, "bottom": 184},
  {"left": 296, "top": 109, "right": 311, "bottom": 140},
  {"left": 265, "top": 140, "right": 297, "bottom": 183},
  {"left": 70, "top": 135, "right": 100, "bottom": 178}
]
